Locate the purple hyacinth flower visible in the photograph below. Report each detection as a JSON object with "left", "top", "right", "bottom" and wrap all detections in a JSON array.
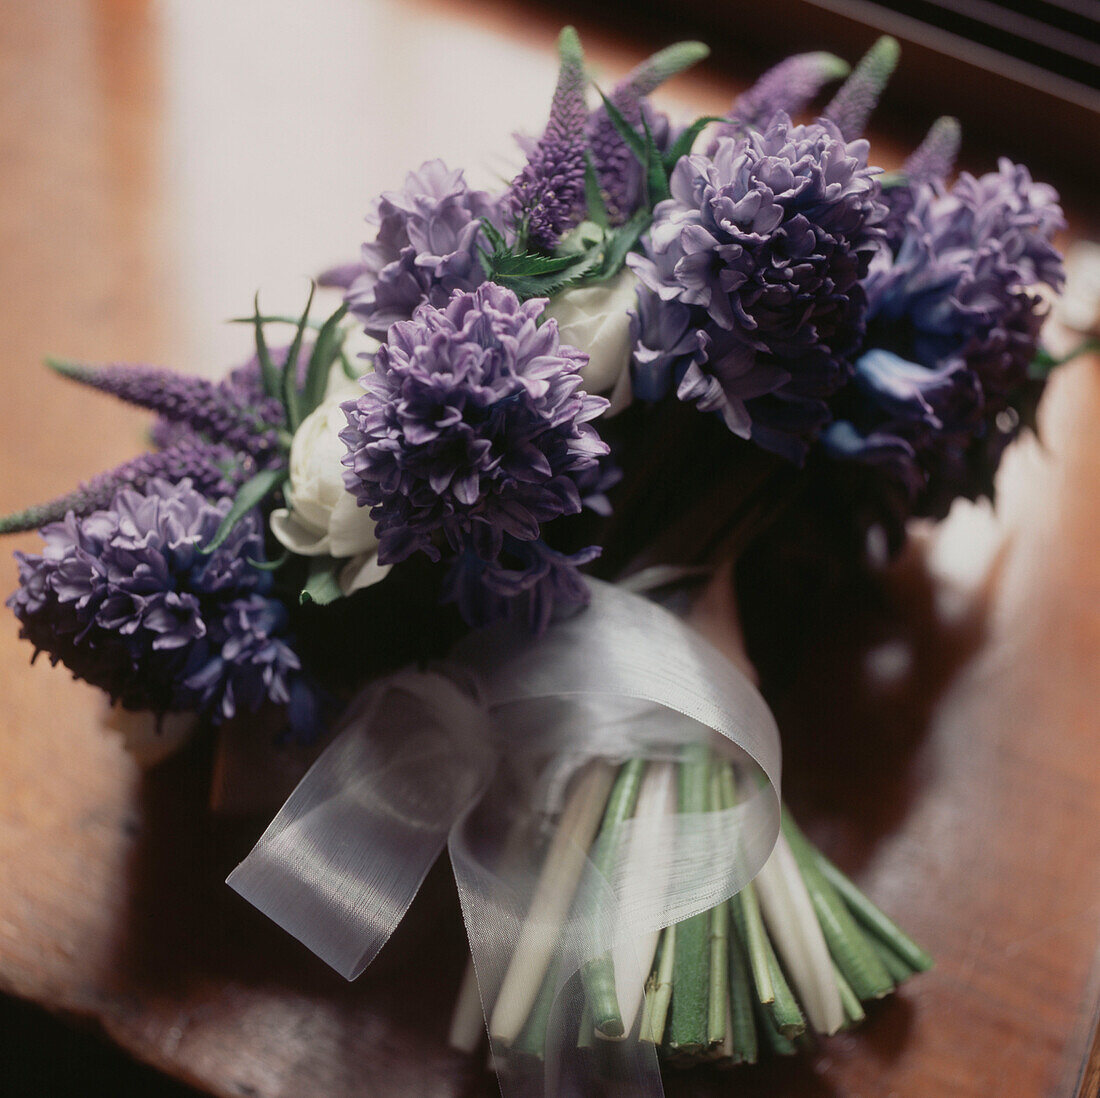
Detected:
[
  {"left": 8, "top": 479, "right": 300, "bottom": 722},
  {"left": 506, "top": 26, "right": 589, "bottom": 251},
  {"left": 830, "top": 159, "right": 1064, "bottom": 519},
  {"left": 341, "top": 283, "right": 607, "bottom": 627},
  {"left": 881, "top": 116, "right": 962, "bottom": 250},
  {"left": 628, "top": 113, "right": 885, "bottom": 460},
  {"left": 343, "top": 160, "right": 498, "bottom": 340},
  {"left": 341, "top": 282, "right": 608, "bottom": 563}
]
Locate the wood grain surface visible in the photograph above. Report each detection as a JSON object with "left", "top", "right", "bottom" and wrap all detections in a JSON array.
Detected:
[{"left": 1, "top": 2, "right": 1097, "bottom": 1096}]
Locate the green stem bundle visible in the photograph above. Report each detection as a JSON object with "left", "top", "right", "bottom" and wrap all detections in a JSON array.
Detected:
[{"left": 467, "top": 752, "right": 933, "bottom": 1074}]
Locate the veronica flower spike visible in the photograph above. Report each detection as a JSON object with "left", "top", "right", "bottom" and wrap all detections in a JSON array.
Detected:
[{"left": 507, "top": 26, "right": 590, "bottom": 251}]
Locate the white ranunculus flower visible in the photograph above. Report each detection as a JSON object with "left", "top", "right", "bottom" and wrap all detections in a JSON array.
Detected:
[
  {"left": 544, "top": 268, "right": 638, "bottom": 414},
  {"left": 269, "top": 376, "right": 391, "bottom": 595}
]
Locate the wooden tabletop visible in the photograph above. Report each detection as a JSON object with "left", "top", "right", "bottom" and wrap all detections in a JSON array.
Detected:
[{"left": 1, "top": 2, "right": 1098, "bottom": 1096}]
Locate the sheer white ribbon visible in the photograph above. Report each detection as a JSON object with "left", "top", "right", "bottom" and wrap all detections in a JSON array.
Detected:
[{"left": 228, "top": 579, "right": 782, "bottom": 1095}]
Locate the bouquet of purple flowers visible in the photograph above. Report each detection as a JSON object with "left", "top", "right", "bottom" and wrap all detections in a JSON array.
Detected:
[{"left": 3, "top": 26, "right": 1068, "bottom": 1094}]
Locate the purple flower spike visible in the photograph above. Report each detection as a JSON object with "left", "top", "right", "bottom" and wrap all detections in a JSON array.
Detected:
[
  {"left": 824, "top": 36, "right": 900, "bottom": 140},
  {"left": 507, "top": 26, "right": 589, "bottom": 250},
  {"left": 0, "top": 440, "right": 241, "bottom": 534},
  {"left": 904, "top": 116, "right": 962, "bottom": 184},
  {"left": 345, "top": 160, "right": 497, "bottom": 340},
  {"left": 49, "top": 359, "right": 283, "bottom": 461},
  {"left": 341, "top": 282, "right": 608, "bottom": 567},
  {"left": 709, "top": 51, "right": 850, "bottom": 146},
  {"left": 588, "top": 41, "right": 709, "bottom": 223},
  {"left": 8, "top": 479, "right": 300, "bottom": 722},
  {"left": 629, "top": 114, "right": 885, "bottom": 459},
  {"left": 881, "top": 116, "right": 962, "bottom": 250}
]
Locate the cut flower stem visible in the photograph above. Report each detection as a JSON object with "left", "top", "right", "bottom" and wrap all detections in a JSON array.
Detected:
[{"left": 479, "top": 742, "right": 933, "bottom": 1074}]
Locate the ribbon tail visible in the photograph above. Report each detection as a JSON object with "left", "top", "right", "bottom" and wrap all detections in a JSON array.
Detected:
[{"left": 227, "top": 671, "right": 494, "bottom": 980}]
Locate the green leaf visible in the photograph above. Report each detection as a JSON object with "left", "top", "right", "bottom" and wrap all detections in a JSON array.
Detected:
[
  {"left": 246, "top": 550, "right": 290, "bottom": 571},
  {"left": 479, "top": 217, "right": 508, "bottom": 254},
  {"left": 1029, "top": 337, "right": 1100, "bottom": 379},
  {"left": 250, "top": 293, "right": 281, "bottom": 399},
  {"left": 200, "top": 467, "right": 286, "bottom": 555},
  {"left": 878, "top": 171, "right": 908, "bottom": 191},
  {"left": 281, "top": 282, "right": 316, "bottom": 432},
  {"left": 640, "top": 111, "right": 670, "bottom": 205},
  {"left": 491, "top": 251, "right": 584, "bottom": 278},
  {"left": 584, "top": 152, "right": 611, "bottom": 230},
  {"left": 301, "top": 302, "right": 349, "bottom": 418},
  {"left": 498, "top": 246, "right": 603, "bottom": 299},
  {"left": 340, "top": 350, "right": 361, "bottom": 381},
  {"left": 586, "top": 208, "right": 651, "bottom": 283},
  {"left": 596, "top": 87, "right": 649, "bottom": 165},
  {"left": 229, "top": 314, "right": 328, "bottom": 330},
  {"left": 663, "top": 115, "right": 727, "bottom": 172},
  {"left": 300, "top": 557, "right": 343, "bottom": 606}
]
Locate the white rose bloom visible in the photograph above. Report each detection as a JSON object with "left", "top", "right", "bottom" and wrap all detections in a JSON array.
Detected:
[
  {"left": 269, "top": 369, "right": 390, "bottom": 596},
  {"left": 544, "top": 268, "right": 638, "bottom": 415}
]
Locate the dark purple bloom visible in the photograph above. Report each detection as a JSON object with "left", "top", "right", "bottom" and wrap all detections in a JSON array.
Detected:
[
  {"left": 506, "top": 26, "right": 589, "bottom": 251},
  {"left": 8, "top": 479, "right": 300, "bottom": 721},
  {"left": 442, "top": 538, "right": 600, "bottom": 633},
  {"left": 829, "top": 159, "right": 1064, "bottom": 517},
  {"left": 343, "top": 160, "right": 498, "bottom": 340},
  {"left": 629, "top": 114, "right": 885, "bottom": 460},
  {"left": 50, "top": 359, "right": 284, "bottom": 462},
  {"left": 341, "top": 282, "right": 608, "bottom": 562},
  {"left": 588, "top": 41, "right": 708, "bottom": 224},
  {"left": 708, "top": 51, "right": 849, "bottom": 147},
  {"left": 865, "top": 160, "right": 1064, "bottom": 374},
  {"left": 341, "top": 283, "right": 607, "bottom": 627},
  {"left": 0, "top": 440, "right": 240, "bottom": 534},
  {"left": 823, "top": 36, "right": 899, "bottom": 140}
]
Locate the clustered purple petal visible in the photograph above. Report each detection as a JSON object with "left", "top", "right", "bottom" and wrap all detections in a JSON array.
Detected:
[
  {"left": 507, "top": 29, "right": 589, "bottom": 251},
  {"left": 825, "top": 159, "right": 1065, "bottom": 519},
  {"left": 340, "top": 283, "right": 608, "bottom": 627},
  {"left": 879, "top": 116, "right": 961, "bottom": 251},
  {"left": 345, "top": 160, "right": 497, "bottom": 340},
  {"left": 442, "top": 539, "right": 601, "bottom": 634},
  {"left": 149, "top": 342, "right": 310, "bottom": 458},
  {"left": 0, "top": 439, "right": 241, "bottom": 534},
  {"left": 7, "top": 479, "right": 300, "bottom": 722},
  {"left": 629, "top": 114, "right": 885, "bottom": 461}
]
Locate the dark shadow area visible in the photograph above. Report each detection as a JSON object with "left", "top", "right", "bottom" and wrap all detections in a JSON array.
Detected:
[{"left": 0, "top": 996, "right": 206, "bottom": 1098}]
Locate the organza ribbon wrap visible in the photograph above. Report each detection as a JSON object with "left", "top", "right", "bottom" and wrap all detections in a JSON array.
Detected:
[{"left": 228, "top": 580, "right": 782, "bottom": 1096}]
